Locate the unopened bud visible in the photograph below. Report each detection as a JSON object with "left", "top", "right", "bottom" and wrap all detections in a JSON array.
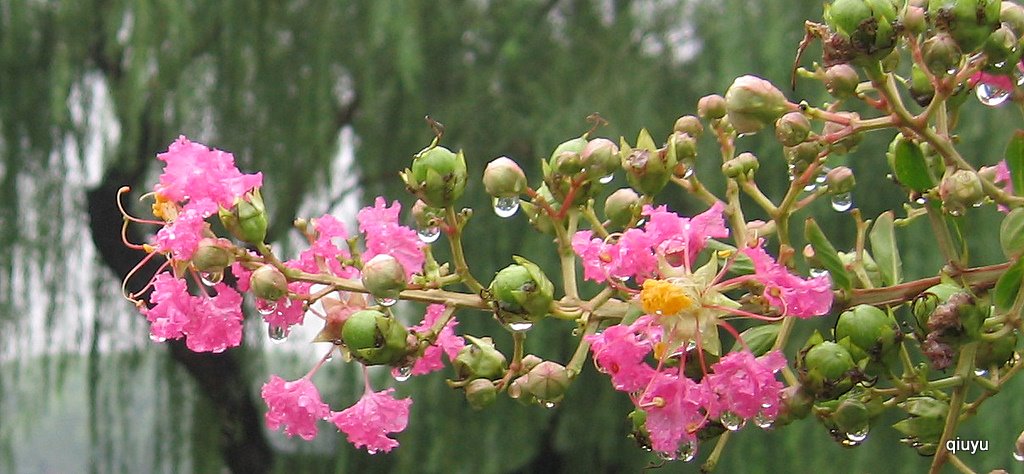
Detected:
[
  {"left": 489, "top": 256, "right": 555, "bottom": 326},
  {"left": 402, "top": 145, "right": 468, "bottom": 208},
  {"left": 1002, "top": 2, "right": 1024, "bottom": 37},
  {"left": 923, "top": 32, "right": 963, "bottom": 75},
  {"left": 832, "top": 399, "right": 870, "bottom": 435},
  {"left": 465, "top": 378, "right": 498, "bottom": 410},
  {"left": 722, "top": 152, "right": 760, "bottom": 179},
  {"left": 604, "top": 188, "right": 642, "bottom": 228},
  {"left": 453, "top": 335, "right": 507, "bottom": 381},
  {"left": 940, "top": 169, "right": 984, "bottom": 215},
  {"left": 219, "top": 190, "right": 268, "bottom": 244},
  {"left": 801, "top": 340, "right": 856, "bottom": 397},
  {"left": 835, "top": 305, "right": 897, "bottom": 362},
  {"left": 523, "top": 361, "right": 571, "bottom": 403},
  {"left": 725, "top": 75, "right": 793, "bottom": 135},
  {"left": 930, "top": 0, "right": 1002, "bottom": 53},
  {"left": 902, "top": 5, "right": 927, "bottom": 36},
  {"left": 823, "top": 113, "right": 862, "bottom": 155},
  {"left": 983, "top": 25, "right": 1019, "bottom": 70},
  {"left": 620, "top": 129, "right": 675, "bottom": 195},
  {"left": 673, "top": 115, "right": 704, "bottom": 138},
  {"left": 361, "top": 254, "right": 407, "bottom": 302},
  {"left": 824, "top": 0, "right": 900, "bottom": 62},
  {"left": 824, "top": 64, "right": 860, "bottom": 99},
  {"left": 826, "top": 166, "right": 856, "bottom": 195},
  {"left": 250, "top": 265, "right": 289, "bottom": 302},
  {"left": 581, "top": 138, "right": 621, "bottom": 178},
  {"left": 411, "top": 199, "right": 443, "bottom": 229},
  {"left": 520, "top": 354, "right": 543, "bottom": 371},
  {"left": 483, "top": 157, "right": 527, "bottom": 198},
  {"left": 341, "top": 309, "right": 410, "bottom": 366},
  {"left": 775, "top": 112, "right": 811, "bottom": 146},
  {"left": 697, "top": 94, "right": 727, "bottom": 120},
  {"left": 191, "top": 238, "right": 235, "bottom": 273}
]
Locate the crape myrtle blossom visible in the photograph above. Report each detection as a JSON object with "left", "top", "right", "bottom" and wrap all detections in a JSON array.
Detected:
[
  {"left": 142, "top": 271, "right": 244, "bottom": 353},
  {"left": 402, "top": 304, "right": 466, "bottom": 376},
  {"left": 261, "top": 375, "right": 331, "bottom": 441},
  {"left": 582, "top": 202, "right": 831, "bottom": 456},
  {"left": 330, "top": 387, "right": 413, "bottom": 454}
]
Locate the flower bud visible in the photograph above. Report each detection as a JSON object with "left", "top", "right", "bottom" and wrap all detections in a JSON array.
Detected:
[
  {"left": 983, "top": 25, "right": 1020, "bottom": 72},
  {"left": 801, "top": 340, "right": 856, "bottom": 398},
  {"left": 825, "top": 166, "right": 856, "bottom": 195},
  {"left": 673, "top": 115, "right": 704, "bottom": 138},
  {"left": 975, "top": 330, "right": 1017, "bottom": 369},
  {"left": 776, "top": 386, "right": 814, "bottom": 425},
  {"left": 361, "top": 254, "right": 407, "bottom": 302},
  {"left": 824, "top": 64, "right": 860, "bottom": 99},
  {"left": 722, "top": 152, "right": 760, "bottom": 179},
  {"left": 453, "top": 335, "right": 507, "bottom": 381},
  {"left": 902, "top": 5, "right": 927, "bottom": 36},
  {"left": 250, "top": 264, "right": 289, "bottom": 302},
  {"left": 482, "top": 157, "right": 527, "bottom": 198},
  {"left": 489, "top": 256, "right": 555, "bottom": 328},
  {"left": 341, "top": 309, "right": 410, "bottom": 366},
  {"left": 522, "top": 361, "right": 571, "bottom": 403},
  {"left": 580, "top": 138, "right": 621, "bottom": 178},
  {"left": 824, "top": 0, "right": 900, "bottom": 63},
  {"left": 775, "top": 112, "right": 811, "bottom": 146},
  {"left": 620, "top": 129, "right": 675, "bottom": 195},
  {"left": 465, "top": 378, "right": 498, "bottom": 410},
  {"left": 785, "top": 141, "right": 824, "bottom": 168},
  {"left": 191, "top": 238, "right": 235, "bottom": 273},
  {"left": 604, "top": 188, "right": 642, "bottom": 228},
  {"left": 401, "top": 145, "right": 468, "bottom": 208},
  {"left": 544, "top": 137, "right": 599, "bottom": 206},
  {"left": 929, "top": 0, "right": 1002, "bottom": 53},
  {"left": 1002, "top": 2, "right": 1024, "bottom": 37},
  {"left": 667, "top": 132, "right": 697, "bottom": 166},
  {"left": 922, "top": 32, "right": 963, "bottom": 75},
  {"left": 909, "top": 63, "right": 935, "bottom": 106},
  {"left": 911, "top": 283, "right": 961, "bottom": 329},
  {"left": 832, "top": 398, "right": 870, "bottom": 435},
  {"left": 520, "top": 354, "right": 543, "bottom": 371},
  {"left": 506, "top": 375, "right": 535, "bottom": 404},
  {"left": 835, "top": 305, "right": 897, "bottom": 362},
  {"left": 697, "top": 94, "right": 727, "bottom": 120},
  {"left": 219, "top": 190, "right": 268, "bottom": 244},
  {"left": 724, "top": 75, "right": 793, "bottom": 135},
  {"left": 521, "top": 184, "right": 558, "bottom": 235},
  {"left": 411, "top": 199, "right": 443, "bottom": 229},
  {"left": 940, "top": 169, "right": 984, "bottom": 215}
]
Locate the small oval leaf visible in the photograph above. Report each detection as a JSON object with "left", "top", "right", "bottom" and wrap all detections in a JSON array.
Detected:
[
  {"left": 994, "top": 257, "right": 1024, "bottom": 313},
  {"left": 869, "top": 211, "right": 902, "bottom": 286},
  {"left": 1004, "top": 130, "right": 1024, "bottom": 195},
  {"left": 1000, "top": 208, "right": 1024, "bottom": 259},
  {"left": 889, "top": 135, "right": 935, "bottom": 192},
  {"left": 805, "top": 218, "right": 852, "bottom": 291}
]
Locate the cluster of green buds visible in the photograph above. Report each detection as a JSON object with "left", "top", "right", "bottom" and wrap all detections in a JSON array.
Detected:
[{"left": 822, "top": 0, "right": 900, "bottom": 64}]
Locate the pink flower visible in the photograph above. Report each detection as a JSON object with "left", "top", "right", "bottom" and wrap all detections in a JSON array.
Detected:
[
  {"left": 586, "top": 316, "right": 660, "bottom": 392},
  {"left": 258, "top": 296, "right": 306, "bottom": 333},
  {"left": 298, "top": 215, "right": 359, "bottom": 279},
  {"left": 702, "top": 350, "right": 786, "bottom": 420},
  {"left": 154, "top": 136, "right": 263, "bottom": 210},
  {"left": 995, "top": 160, "right": 1014, "bottom": 213},
  {"left": 357, "top": 197, "right": 424, "bottom": 280},
  {"left": 229, "top": 261, "right": 253, "bottom": 292},
  {"left": 184, "top": 283, "right": 244, "bottom": 353},
  {"left": 142, "top": 273, "right": 193, "bottom": 341},
  {"left": 330, "top": 388, "right": 412, "bottom": 453},
  {"left": 643, "top": 201, "right": 728, "bottom": 266},
  {"left": 408, "top": 304, "right": 465, "bottom": 376},
  {"left": 971, "top": 70, "right": 1017, "bottom": 92},
  {"left": 261, "top": 375, "right": 330, "bottom": 441},
  {"left": 639, "top": 371, "right": 706, "bottom": 453},
  {"left": 571, "top": 228, "right": 657, "bottom": 283},
  {"left": 743, "top": 243, "right": 833, "bottom": 317},
  {"left": 152, "top": 207, "right": 207, "bottom": 261}
]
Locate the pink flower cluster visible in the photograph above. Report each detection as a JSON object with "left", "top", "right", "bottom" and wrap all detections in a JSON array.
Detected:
[
  {"left": 142, "top": 273, "right": 244, "bottom": 352},
  {"left": 405, "top": 304, "right": 466, "bottom": 376},
  {"left": 587, "top": 316, "right": 786, "bottom": 454},
  {"left": 572, "top": 202, "right": 728, "bottom": 283},
  {"left": 151, "top": 136, "right": 263, "bottom": 261},
  {"left": 743, "top": 242, "right": 833, "bottom": 318},
  {"left": 261, "top": 375, "right": 412, "bottom": 453}
]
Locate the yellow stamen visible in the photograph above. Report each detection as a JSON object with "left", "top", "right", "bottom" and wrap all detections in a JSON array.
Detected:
[{"left": 640, "top": 279, "right": 694, "bottom": 316}]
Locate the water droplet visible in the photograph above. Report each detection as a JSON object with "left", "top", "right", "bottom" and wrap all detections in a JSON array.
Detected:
[
  {"left": 376, "top": 296, "right": 397, "bottom": 307},
  {"left": 543, "top": 401, "right": 557, "bottom": 409},
  {"left": 720, "top": 411, "right": 745, "bottom": 431},
  {"left": 809, "top": 268, "right": 829, "bottom": 278},
  {"left": 915, "top": 196, "right": 928, "bottom": 205},
  {"left": 846, "top": 426, "right": 869, "bottom": 443},
  {"left": 599, "top": 173, "right": 614, "bottom": 184},
  {"left": 946, "top": 67, "right": 959, "bottom": 75},
  {"left": 507, "top": 321, "right": 534, "bottom": 332},
  {"left": 676, "top": 440, "right": 698, "bottom": 462},
  {"left": 831, "top": 192, "right": 853, "bottom": 212},
  {"left": 493, "top": 196, "right": 520, "bottom": 218},
  {"left": 803, "top": 182, "right": 818, "bottom": 193},
  {"left": 683, "top": 167, "right": 695, "bottom": 179},
  {"left": 947, "top": 207, "right": 963, "bottom": 217},
  {"left": 753, "top": 412, "right": 773, "bottom": 429},
  {"left": 976, "top": 83, "right": 1010, "bottom": 107},
  {"left": 268, "top": 324, "right": 288, "bottom": 343},
  {"left": 816, "top": 168, "right": 829, "bottom": 184},
  {"left": 417, "top": 226, "right": 440, "bottom": 244},
  {"left": 1014, "top": 448, "right": 1024, "bottom": 462},
  {"left": 973, "top": 368, "right": 989, "bottom": 377},
  {"left": 392, "top": 366, "right": 412, "bottom": 382},
  {"left": 994, "top": 61, "right": 1007, "bottom": 69},
  {"left": 200, "top": 271, "right": 223, "bottom": 286},
  {"left": 657, "top": 450, "right": 678, "bottom": 461},
  {"left": 149, "top": 334, "right": 166, "bottom": 342},
  {"left": 256, "top": 299, "right": 278, "bottom": 315}
]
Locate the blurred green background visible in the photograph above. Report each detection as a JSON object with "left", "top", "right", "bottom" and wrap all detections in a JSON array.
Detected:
[{"left": 1, "top": 0, "right": 1022, "bottom": 472}]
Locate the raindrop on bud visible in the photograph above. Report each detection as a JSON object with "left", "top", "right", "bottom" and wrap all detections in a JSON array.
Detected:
[
  {"left": 375, "top": 296, "right": 398, "bottom": 307},
  {"left": 598, "top": 173, "right": 614, "bottom": 184},
  {"left": 507, "top": 321, "right": 534, "bottom": 332},
  {"left": 256, "top": 299, "right": 278, "bottom": 315},
  {"left": 720, "top": 411, "right": 744, "bottom": 431},
  {"left": 417, "top": 226, "right": 440, "bottom": 244},
  {"left": 493, "top": 196, "right": 520, "bottom": 218},
  {"left": 976, "top": 83, "right": 1010, "bottom": 107},
  {"left": 831, "top": 192, "right": 853, "bottom": 212},
  {"left": 200, "top": 271, "right": 223, "bottom": 286},
  {"left": 392, "top": 366, "right": 412, "bottom": 382},
  {"left": 268, "top": 324, "right": 287, "bottom": 343},
  {"left": 753, "top": 412, "right": 773, "bottom": 429}
]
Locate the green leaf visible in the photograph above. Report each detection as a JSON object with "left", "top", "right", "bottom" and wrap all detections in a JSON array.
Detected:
[
  {"left": 889, "top": 135, "right": 935, "bottom": 192},
  {"left": 994, "top": 257, "right": 1024, "bottom": 313},
  {"left": 1005, "top": 130, "right": 1024, "bottom": 196},
  {"left": 1000, "top": 208, "right": 1024, "bottom": 259},
  {"left": 804, "top": 218, "right": 852, "bottom": 291},
  {"left": 730, "top": 324, "right": 781, "bottom": 356},
  {"left": 868, "top": 211, "right": 902, "bottom": 286}
]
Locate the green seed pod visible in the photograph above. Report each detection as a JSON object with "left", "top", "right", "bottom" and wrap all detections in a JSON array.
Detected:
[
  {"left": 823, "top": 0, "right": 900, "bottom": 62},
  {"left": 483, "top": 156, "right": 527, "bottom": 198},
  {"left": 620, "top": 129, "right": 675, "bottom": 195},
  {"left": 453, "top": 335, "right": 507, "bottom": 381},
  {"left": 250, "top": 265, "right": 289, "bottom": 302},
  {"left": 361, "top": 254, "right": 407, "bottom": 303},
  {"left": 1002, "top": 2, "right": 1024, "bottom": 37},
  {"left": 975, "top": 330, "right": 1018, "bottom": 370},
  {"left": 604, "top": 188, "right": 642, "bottom": 228},
  {"left": 341, "top": 309, "right": 410, "bottom": 366},
  {"left": 219, "top": 190, "right": 268, "bottom": 245},
  {"left": 191, "top": 238, "right": 235, "bottom": 273},
  {"left": 697, "top": 94, "right": 727, "bottom": 120},
  {"left": 465, "top": 378, "right": 498, "bottom": 410},
  {"left": 835, "top": 305, "right": 897, "bottom": 361},
  {"left": 983, "top": 25, "right": 1019, "bottom": 69},
  {"left": 489, "top": 256, "right": 555, "bottom": 328},
  {"left": 775, "top": 112, "right": 811, "bottom": 146},
  {"left": 929, "top": 0, "right": 1002, "bottom": 53},
  {"left": 402, "top": 145, "right": 468, "bottom": 208},
  {"left": 580, "top": 137, "right": 621, "bottom": 179},
  {"left": 801, "top": 341, "right": 856, "bottom": 398},
  {"left": 724, "top": 75, "right": 793, "bottom": 135},
  {"left": 832, "top": 398, "right": 870, "bottom": 435}
]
